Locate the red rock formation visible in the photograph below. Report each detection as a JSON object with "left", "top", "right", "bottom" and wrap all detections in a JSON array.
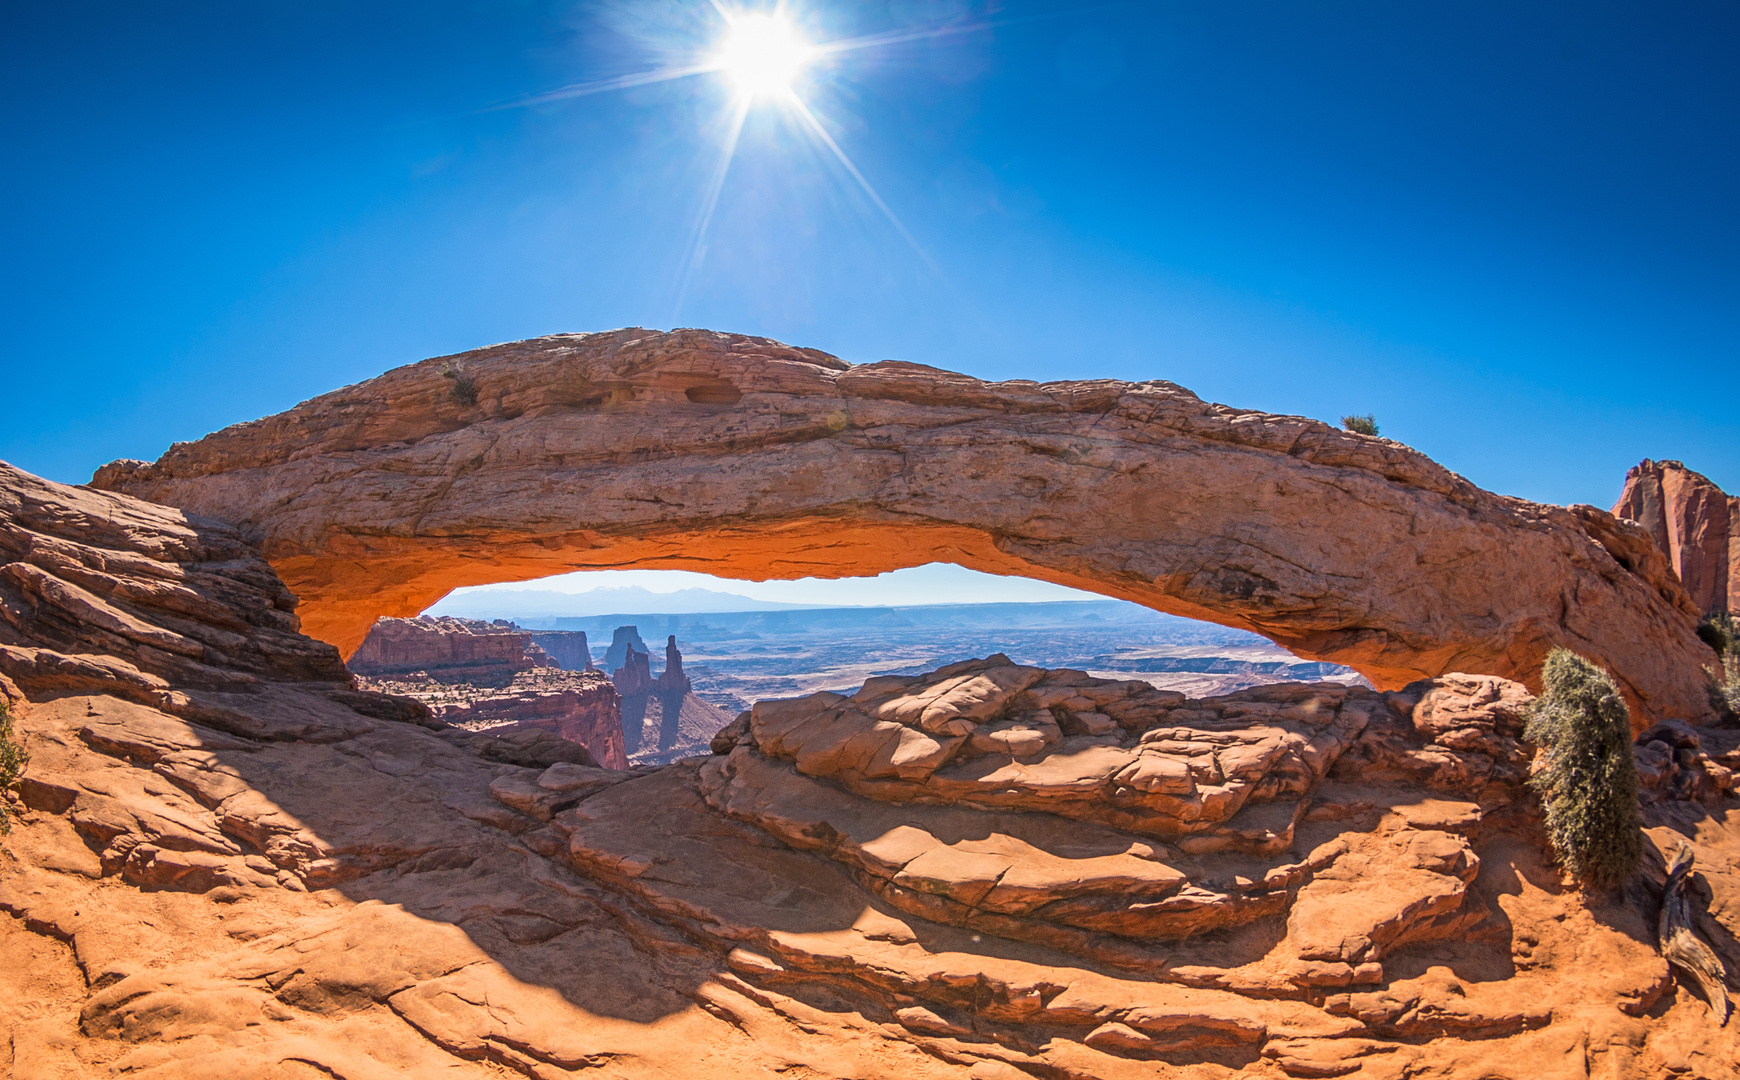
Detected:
[
  {"left": 425, "top": 670, "right": 626, "bottom": 769},
  {"left": 1613, "top": 459, "right": 1740, "bottom": 616},
  {"left": 611, "top": 645, "right": 653, "bottom": 697},
  {"left": 349, "top": 615, "right": 535, "bottom": 685},
  {"left": 351, "top": 617, "right": 626, "bottom": 765},
  {"left": 5, "top": 458, "right": 1740, "bottom": 1078},
  {"left": 612, "top": 645, "right": 656, "bottom": 756},
  {"left": 656, "top": 634, "right": 689, "bottom": 696},
  {"left": 608, "top": 634, "right": 729, "bottom": 761},
  {"left": 90, "top": 329, "right": 1713, "bottom": 724}
]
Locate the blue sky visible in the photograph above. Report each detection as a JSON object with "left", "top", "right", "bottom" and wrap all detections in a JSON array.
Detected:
[{"left": 4, "top": 2, "right": 1736, "bottom": 542}]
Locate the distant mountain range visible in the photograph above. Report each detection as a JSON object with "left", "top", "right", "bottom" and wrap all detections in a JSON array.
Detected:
[
  {"left": 426, "top": 585, "right": 813, "bottom": 618},
  {"left": 424, "top": 585, "right": 1172, "bottom": 623}
]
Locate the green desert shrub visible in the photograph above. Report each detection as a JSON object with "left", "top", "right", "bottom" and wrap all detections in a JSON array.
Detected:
[
  {"left": 1340, "top": 413, "right": 1379, "bottom": 436},
  {"left": 0, "top": 702, "right": 27, "bottom": 836},
  {"left": 1696, "top": 610, "right": 1735, "bottom": 656},
  {"left": 1523, "top": 648, "right": 1644, "bottom": 888},
  {"left": 1697, "top": 612, "right": 1740, "bottom": 717}
]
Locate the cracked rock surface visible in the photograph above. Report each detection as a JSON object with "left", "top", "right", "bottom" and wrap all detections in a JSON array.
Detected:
[{"left": 5, "top": 463, "right": 1740, "bottom": 1078}]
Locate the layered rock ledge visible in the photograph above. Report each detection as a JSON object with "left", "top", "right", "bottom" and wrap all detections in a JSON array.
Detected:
[
  {"left": 3, "top": 460, "right": 1740, "bottom": 1078},
  {"left": 91, "top": 328, "right": 1711, "bottom": 722}
]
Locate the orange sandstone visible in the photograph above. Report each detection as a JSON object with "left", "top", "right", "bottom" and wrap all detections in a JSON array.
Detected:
[{"left": 92, "top": 329, "right": 1711, "bottom": 724}]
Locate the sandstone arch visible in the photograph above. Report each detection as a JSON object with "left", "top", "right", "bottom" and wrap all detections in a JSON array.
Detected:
[{"left": 93, "top": 328, "right": 1711, "bottom": 723}]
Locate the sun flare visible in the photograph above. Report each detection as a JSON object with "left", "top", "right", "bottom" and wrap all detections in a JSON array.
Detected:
[
  {"left": 502, "top": 3, "right": 970, "bottom": 316},
  {"left": 718, "top": 13, "right": 813, "bottom": 98}
]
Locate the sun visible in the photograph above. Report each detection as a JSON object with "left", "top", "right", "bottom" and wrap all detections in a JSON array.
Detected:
[
  {"left": 501, "top": 2, "right": 966, "bottom": 313},
  {"left": 717, "top": 13, "right": 813, "bottom": 99}
]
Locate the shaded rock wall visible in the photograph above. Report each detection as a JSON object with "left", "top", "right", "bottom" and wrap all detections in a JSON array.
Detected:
[
  {"left": 614, "top": 634, "right": 707, "bottom": 760},
  {"left": 529, "top": 629, "right": 593, "bottom": 671},
  {"left": 612, "top": 645, "right": 653, "bottom": 698},
  {"left": 602, "top": 625, "right": 650, "bottom": 675},
  {"left": 1613, "top": 459, "right": 1740, "bottom": 617},
  {"left": 90, "top": 329, "right": 1713, "bottom": 724}
]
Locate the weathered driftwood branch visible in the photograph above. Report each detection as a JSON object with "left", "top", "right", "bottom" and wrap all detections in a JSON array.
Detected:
[{"left": 1660, "top": 842, "right": 1731, "bottom": 1024}]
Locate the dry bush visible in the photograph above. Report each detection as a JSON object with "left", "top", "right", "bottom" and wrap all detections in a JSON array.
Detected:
[
  {"left": 1340, "top": 413, "right": 1379, "bottom": 436},
  {"left": 440, "top": 362, "right": 479, "bottom": 406},
  {"left": 0, "top": 703, "right": 27, "bottom": 836},
  {"left": 1523, "top": 648, "right": 1644, "bottom": 887},
  {"left": 1698, "top": 611, "right": 1740, "bottom": 718}
]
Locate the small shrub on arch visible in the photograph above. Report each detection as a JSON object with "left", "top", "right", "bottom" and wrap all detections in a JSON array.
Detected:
[
  {"left": 440, "top": 362, "right": 479, "bottom": 406},
  {"left": 1523, "top": 648, "right": 1644, "bottom": 888},
  {"left": 1340, "top": 413, "right": 1379, "bottom": 436}
]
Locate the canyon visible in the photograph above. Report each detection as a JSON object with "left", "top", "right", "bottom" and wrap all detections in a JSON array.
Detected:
[
  {"left": 1, "top": 330, "right": 1738, "bottom": 1078},
  {"left": 485, "top": 600, "right": 1368, "bottom": 715},
  {"left": 611, "top": 632, "right": 736, "bottom": 765},
  {"left": 349, "top": 614, "right": 730, "bottom": 768}
]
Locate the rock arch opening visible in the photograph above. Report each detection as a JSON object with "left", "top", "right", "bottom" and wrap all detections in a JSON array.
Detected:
[
  {"left": 348, "top": 563, "right": 1367, "bottom": 768},
  {"left": 90, "top": 328, "right": 1714, "bottom": 723},
  {"left": 427, "top": 563, "right": 1366, "bottom": 697}
]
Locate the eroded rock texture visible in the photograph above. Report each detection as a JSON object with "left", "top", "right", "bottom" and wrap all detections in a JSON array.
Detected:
[
  {"left": 363, "top": 667, "right": 629, "bottom": 770},
  {"left": 90, "top": 329, "right": 1710, "bottom": 723},
  {"left": 1614, "top": 459, "right": 1740, "bottom": 618},
  {"left": 350, "top": 615, "right": 539, "bottom": 685},
  {"left": 350, "top": 615, "right": 628, "bottom": 768},
  {"left": 6, "top": 460, "right": 1740, "bottom": 1079}
]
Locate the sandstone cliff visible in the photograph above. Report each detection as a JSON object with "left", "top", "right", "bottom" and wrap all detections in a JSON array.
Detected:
[
  {"left": 90, "top": 329, "right": 1712, "bottom": 724},
  {"left": 529, "top": 629, "right": 594, "bottom": 671},
  {"left": 350, "top": 615, "right": 536, "bottom": 686},
  {"left": 2, "top": 460, "right": 1739, "bottom": 1078},
  {"left": 357, "top": 667, "right": 629, "bottom": 770},
  {"left": 1613, "top": 459, "right": 1740, "bottom": 617},
  {"left": 350, "top": 616, "right": 626, "bottom": 768}
]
